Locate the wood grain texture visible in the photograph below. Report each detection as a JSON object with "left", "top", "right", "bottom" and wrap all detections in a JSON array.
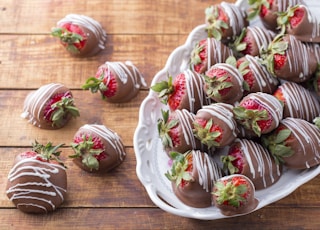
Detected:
[{"left": 1, "top": 0, "right": 320, "bottom": 229}]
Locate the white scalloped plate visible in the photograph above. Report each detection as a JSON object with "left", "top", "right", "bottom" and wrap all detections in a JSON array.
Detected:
[{"left": 134, "top": 0, "right": 320, "bottom": 220}]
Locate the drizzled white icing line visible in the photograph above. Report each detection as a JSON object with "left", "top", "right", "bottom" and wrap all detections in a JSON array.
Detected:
[
  {"left": 192, "top": 150, "right": 222, "bottom": 192},
  {"left": 58, "top": 14, "right": 107, "bottom": 49},
  {"left": 174, "top": 109, "right": 197, "bottom": 149},
  {"left": 301, "top": 4, "right": 320, "bottom": 42},
  {"left": 21, "top": 83, "right": 67, "bottom": 128},
  {"left": 80, "top": 124, "right": 126, "bottom": 161},
  {"left": 206, "top": 38, "right": 233, "bottom": 70},
  {"left": 247, "top": 26, "right": 275, "bottom": 54},
  {"left": 277, "top": 0, "right": 305, "bottom": 12},
  {"left": 236, "top": 139, "right": 281, "bottom": 189},
  {"left": 105, "top": 61, "right": 147, "bottom": 89},
  {"left": 221, "top": 2, "right": 247, "bottom": 37},
  {"left": 7, "top": 157, "right": 67, "bottom": 212}
]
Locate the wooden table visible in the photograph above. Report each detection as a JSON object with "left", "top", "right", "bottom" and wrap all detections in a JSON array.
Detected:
[{"left": 0, "top": 0, "right": 319, "bottom": 229}]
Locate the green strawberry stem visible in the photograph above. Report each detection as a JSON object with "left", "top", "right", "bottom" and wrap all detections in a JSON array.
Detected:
[
  {"left": 32, "top": 140, "right": 66, "bottom": 167},
  {"left": 150, "top": 75, "right": 174, "bottom": 105},
  {"left": 51, "top": 27, "right": 83, "bottom": 54},
  {"left": 82, "top": 77, "right": 107, "bottom": 94},
  {"left": 247, "top": 0, "right": 271, "bottom": 20},
  {"left": 204, "top": 75, "right": 234, "bottom": 99},
  {"left": 70, "top": 135, "right": 104, "bottom": 170},
  {"left": 205, "top": 5, "right": 229, "bottom": 40},
  {"left": 157, "top": 110, "right": 178, "bottom": 148},
  {"left": 314, "top": 117, "right": 320, "bottom": 129},
  {"left": 221, "top": 155, "right": 239, "bottom": 174},
  {"left": 277, "top": 5, "right": 300, "bottom": 35},
  {"left": 193, "top": 119, "right": 221, "bottom": 148},
  {"left": 51, "top": 97, "right": 80, "bottom": 128}
]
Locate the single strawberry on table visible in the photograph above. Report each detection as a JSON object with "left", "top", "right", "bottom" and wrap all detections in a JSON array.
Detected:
[
  {"left": 205, "top": 2, "right": 248, "bottom": 43},
  {"left": 21, "top": 83, "right": 80, "bottom": 130},
  {"left": 6, "top": 141, "right": 67, "bottom": 214},
  {"left": 277, "top": 4, "right": 320, "bottom": 43},
  {"left": 203, "top": 56, "right": 244, "bottom": 105},
  {"left": 69, "top": 124, "right": 126, "bottom": 173},
  {"left": 193, "top": 103, "right": 239, "bottom": 149},
  {"left": 221, "top": 138, "right": 282, "bottom": 190},
  {"left": 51, "top": 14, "right": 107, "bottom": 57},
  {"left": 260, "top": 34, "right": 317, "bottom": 83},
  {"left": 190, "top": 37, "right": 233, "bottom": 74},
  {"left": 212, "top": 174, "right": 259, "bottom": 216},
  {"left": 151, "top": 69, "right": 211, "bottom": 113},
  {"left": 82, "top": 61, "right": 147, "bottom": 103},
  {"left": 233, "top": 92, "right": 283, "bottom": 137},
  {"left": 262, "top": 117, "right": 320, "bottom": 169},
  {"left": 166, "top": 150, "right": 223, "bottom": 208}
]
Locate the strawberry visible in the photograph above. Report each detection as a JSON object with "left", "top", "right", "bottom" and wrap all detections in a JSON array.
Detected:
[
  {"left": 277, "top": 4, "right": 320, "bottom": 43},
  {"left": 157, "top": 109, "right": 204, "bottom": 155},
  {"left": 212, "top": 174, "right": 258, "bottom": 216},
  {"left": 193, "top": 103, "right": 238, "bottom": 148},
  {"left": 247, "top": 0, "right": 305, "bottom": 31},
  {"left": 21, "top": 83, "right": 80, "bottom": 130},
  {"left": 165, "top": 150, "right": 223, "bottom": 208},
  {"left": 70, "top": 124, "right": 126, "bottom": 173},
  {"left": 233, "top": 92, "right": 283, "bottom": 137},
  {"left": 260, "top": 34, "right": 317, "bottom": 82},
  {"left": 151, "top": 70, "right": 211, "bottom": 113},
  {"left": 82, "top": 61, "right": 146, "bottom": 103},
  {"left": 221, "top": 138, "right": 282, "bottom": 190},
  {"left": 262, "top": 117, "right": 320, "bottom": 169},
  {"left": 203, "top": 56, "right": 244, "bottom": 104},
  {"left": 273, "top": 81, "right": 320, "bottom": 122},
  {"left": 51, "top": 14, "right": 107, "bottom": 57},
  {"left": 6, "top": 141, "right": 67, "bottom": 214},
  {"left": 237, "top": 55, "right": 279, "bottom": 96},
  {"left": 205, "top": 2, "right": 248, "bottom": 43},
  {"left": 230, "top": 26, "right": 275, "bottom": 58},
  {"left": 190, "top": 38, "right": 233, "bottom": 74}
]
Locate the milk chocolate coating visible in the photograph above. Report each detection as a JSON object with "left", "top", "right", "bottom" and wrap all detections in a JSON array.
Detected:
[
  {"left": 96, "top": 61, "right": 146, "bottom": 103},
  {"left": 228, "top": 139, "right": 282, "bottom": 190},
  {"left": 21, "top": 83, "right": 76, "bottom": 130},
  {"left": 56, "top": 14, "right": 107, "bottom": 57},
  {"left": 6, "top": 156, "right": 67, "bottom": 214},
  {"left": 275, "top": 117, "right": 320, "bottom": 169},
  {"left": 277, "top": 81, "right": 320, "bottom": 122},
  {"left": 212, "top": 174, "right": 258, "bottom": 216},
  {"left": 72, "top": 124, "right": 126, "bottom": 173},
  {"left": 172, "top": 150, "right": 223, "bottom": 208},
  {"left": 194, "top": 103, "right": 239, "bottom": 147}
]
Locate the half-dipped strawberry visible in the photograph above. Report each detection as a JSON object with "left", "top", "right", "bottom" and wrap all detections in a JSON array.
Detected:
[
  {"left": 233, "top": 92, "right": 283, "bottom": 137},
  {"left": 262, "top": 117, "right": 320, "bottom": 169},
  {"left": 151, "top": 70, "right": 211, "bottom": 113},
  {"left": 6, "top": 141, "right": 67, "bottom": 214},
  {"left": 190, "top": 38, "right": 233, "bottom": 74},
  {"left": 205, "top": 2, "right": 248, "bottom": 43},
  {"left": 21, "top": 83, "right": 80, "bottom": 130},
  {"left": 51, "top": 14, "right": 107, "bottom": 57},
  {"left": 70, "top": 124, "right": 126, "bottom": 173},
  {"left": 82, "top": 61, "right": 146, "bottom": 103},
  {"left": 193, "top": 103, "right": 238, "bottom": 148},
  {"left": 212, "top": 174, "right": 258, "bottom": 216},
  {"left": 221, "top": 138, "right": 282, "bottom": 190},
  {"left": 166, "top": 150, "right": 223, "bottom": 208}
]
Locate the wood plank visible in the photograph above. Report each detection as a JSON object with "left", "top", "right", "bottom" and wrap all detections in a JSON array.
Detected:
[
  {"left": 0, "top": 207, "right": 319, "bottom": 229},
  {"left": 0, "top": 0, "right": 233, "bottom": 34}
]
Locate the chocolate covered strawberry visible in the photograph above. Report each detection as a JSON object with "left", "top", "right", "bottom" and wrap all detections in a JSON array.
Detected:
[
  {"left": 6, "top": 141, "right": 67, "bottom": 214},
  {"left": 277, "top": 4, "right": 320, "bottom": 43},
  {"left": 82, "top": 61, "right": 146, "bottom": 103},
  {"left": 21, "top": 83, "right": 80, "bottom": 130},
  {"left": 230, "top": 26, "right": 275, "bottom": 58},
  {"left": 70, "top": 124, "right": 126, "bottom": 173},
  {"left": 193, "top": 103, "right": 238, "bottom": 148},
  {"left": 212, "top": 174, "right": 258, "bottom": 216},
  {"left": 312, "top": 68, "right": 320, "bottom": 97},
  {"left": 157, "top": 109, "right": 204, "bottom": 155},
  {"left": 51, "top": 14, "right": 107, "bottom": 57},
  {"left": 248, "top": 0, "right": 305, "bottom": 31},
  {"left": 262, "top": 117, "right": 320, "bottom": 169},
  {"left": 233, "top": 92, "right": 283, "bottom": 137},
  {"left": 203, "top": 56, "right": 244, "bottom": 104},
  {"left": 151, "top": 70, "right": 211, "bottom": 113},
  {"left": 260, "top": 34, "right": 317, "bottom": 82},
  {"left": 166, "top": 150, "right": 223, "bottom": 208},
  {"left": 190, "top": 38, "right": 233, "bottom": 74},
  {"left": 273, "top": 81, "right": 320, "bottom": 122},
  {"left": 222, "top": 138, "right": 282, "bottom": 190},
  {"left": 237, "top": 55, "right": 279, "bottom": 96},
  {"left": 205, "top": 2, "right": 248, "bottom": 43}
]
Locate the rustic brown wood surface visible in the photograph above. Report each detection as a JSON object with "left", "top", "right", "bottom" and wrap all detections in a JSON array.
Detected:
[{"left": 0, "top": 0, "right": 319, "bottom": 229}]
